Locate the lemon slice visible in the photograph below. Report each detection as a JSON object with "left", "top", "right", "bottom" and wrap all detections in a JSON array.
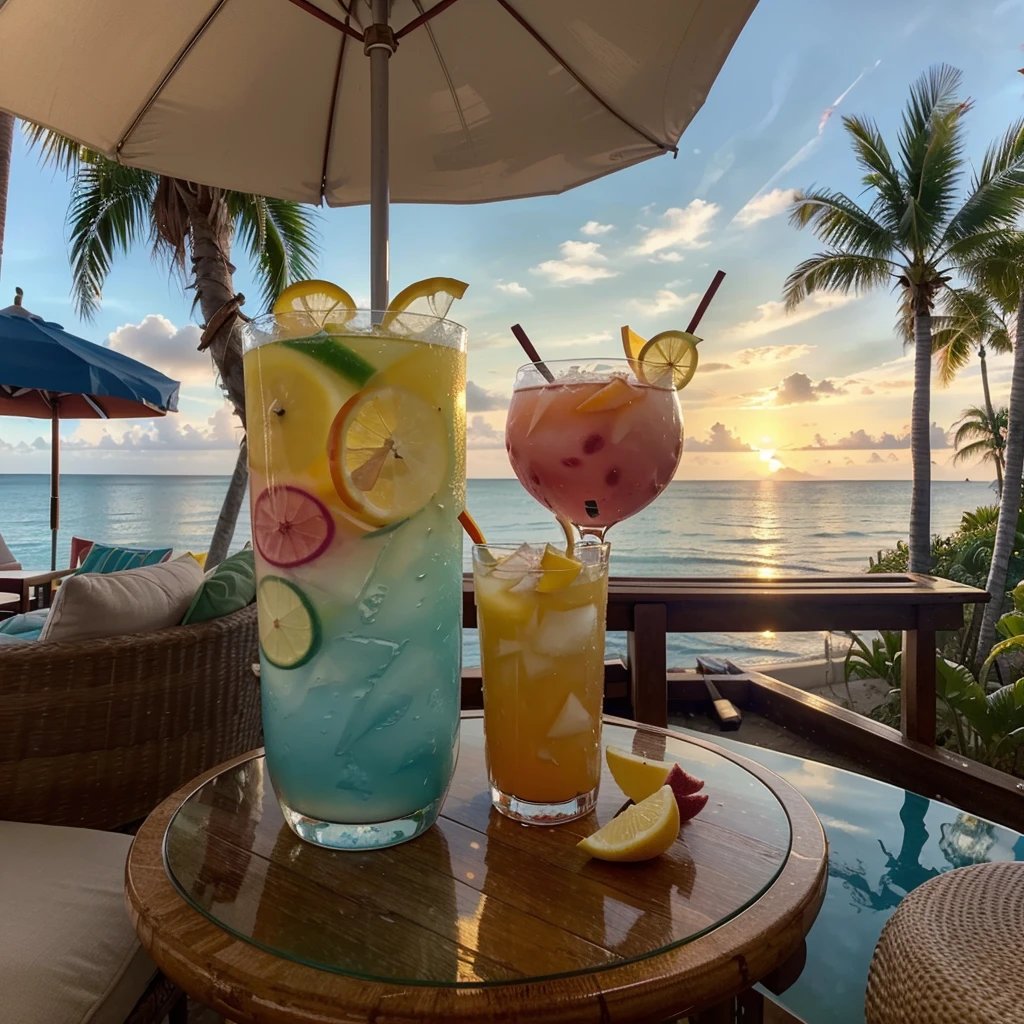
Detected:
[
  {"left": 381, "top": 277, "right": 468, "bottom": 331},
  {"left": 274, "top": 279, "right": 356, "bottom": 332},
  {"left": 637, "top": 330, "right": 700, "bottom": 390},
  {"left": 606, "top": 745, "right": 673, "bottom": 802},
  {"left": 535, "top": 543, "right": 583, "bottom": 594},
  {"left": 328, "top": 384, "right": 448, "bottom": 525},
  {"left": 245, "top": 343, "right": 352, "bottom": 476},
  {"left": 620, "top": 325, "right": 647, "bottom": 363},
  {"left": 578, "top": 786, "right": 680, "bottom": 862},
  {"left": 258, "top": 576, "right": 320, "bottom": 669}
]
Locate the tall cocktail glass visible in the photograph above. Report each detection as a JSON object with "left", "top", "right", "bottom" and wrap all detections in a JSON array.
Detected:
[
  {"left": 505, "top": 358, "right": 682, "bottom": 540},
  {"left": 242, "top": 310, "right": 466, "bottom": 850},
  {"left": 472, "top": 542, "right": 610, "bottom": 823}
]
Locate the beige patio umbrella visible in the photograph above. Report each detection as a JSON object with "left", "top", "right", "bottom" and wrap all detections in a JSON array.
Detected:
[{"left": 0, "top": 0, "right": 756, "bottom": 308}]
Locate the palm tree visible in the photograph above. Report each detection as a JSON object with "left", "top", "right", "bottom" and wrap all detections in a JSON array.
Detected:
[
  {"left": 0, "top": 111, "right": 14, "bottom": 279},
  {"left": 951, "top": 404, "right": 1008, "bottom": 487},
  {"left": 964, "top": 233, "right": 1024, "bottom": 659},
  {"left": 26, "top": 130, "right": 319, "bottom": 565},
  {"left": 784, "top": 65, "right": 1024, "bottom": 572},
  {"left": 933, "top": 289, "right": 1013, "bottom": 491}
]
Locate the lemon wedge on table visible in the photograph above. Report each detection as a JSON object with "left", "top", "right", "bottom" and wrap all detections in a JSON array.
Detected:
[
  {"left": 381, "top": 277, "right": 468, "bottom": 330},
  {"left": 605, "top": 745, "right": 673, "bottom": 802},
  {"left": 328, "top": 384, "right": 449, "bottom": 526},
  {"left": 577, "top": 786, "right": 680, "bottom": 862},
  {"left": 273, "top": 279, "right": 357, "bottom": 332},
  {"left": 637, "top": 330, "right": 700, "bottom": 390},
  {"left": 258, "top": 576, "right": 320, "bottom": 670}
]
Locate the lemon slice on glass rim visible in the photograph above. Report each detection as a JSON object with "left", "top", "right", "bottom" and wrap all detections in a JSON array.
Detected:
[
  {"left": 381, "top": 277, "right": 468, "bottom": 331},
  {"left": 329, "top": 384, "right": 448, "bottom": 525},
  {"left": 637, "top": 330, "right": 700, "bottom": 390},
  {"left": 273, "top": 279, "right": 357, "bottom": 332}
]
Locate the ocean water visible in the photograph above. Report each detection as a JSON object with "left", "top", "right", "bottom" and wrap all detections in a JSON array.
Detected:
[{"left": 0, "top": 475, "right": 993, "bottom": 667}]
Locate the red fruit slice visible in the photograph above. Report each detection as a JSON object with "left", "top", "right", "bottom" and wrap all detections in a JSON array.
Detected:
[
  {"left": 676, "top": 792, "right": 709, "bottom": 823},
  {"left": 666, "top": 763, "right": 705, "bottom": 798},
  {"left": 253, "top": 485, "right": 335, "bottom": 567}
]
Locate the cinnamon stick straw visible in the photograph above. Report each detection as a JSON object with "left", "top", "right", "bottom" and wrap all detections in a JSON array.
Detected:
[
  {"left": 685, "top": 270, "right": 726, "bottom": 336},
  {"left": 511, "top": 323, "right": 555, "bottom": 382}
]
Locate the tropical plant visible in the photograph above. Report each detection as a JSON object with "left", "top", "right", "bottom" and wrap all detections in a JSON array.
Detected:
[
  {"left": 963, "top": 232, "right": 1024, "bottom": 659},
  {"left": 844, "top": 630, "right": 903, "bottom": 687},
  {"left": 951, "top": 404, "right": 1008, "bottom": 490},
  {"left": 933, "top": 288, "right": 1013, "bottom": 490},
  {"left": 0, "top": 110, "right": 14, "bottom": 280},
  {"left": 784, "top": 65, "right": 1024, "bottom": 572},
  {"left": 25, "top": 129, "right": 320, "bottom": 565}
]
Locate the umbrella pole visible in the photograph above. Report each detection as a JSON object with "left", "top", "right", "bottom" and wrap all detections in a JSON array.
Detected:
[
  {"left": 368, "top": 0, "right": 395, "bottom": 312},
  {"left": 50, "top": 396, "right": 59, "bottom": 570}
]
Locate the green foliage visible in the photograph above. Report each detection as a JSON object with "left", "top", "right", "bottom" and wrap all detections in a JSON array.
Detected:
[{"left": 844, "top": 630, "right": 902, "bottom": 686}]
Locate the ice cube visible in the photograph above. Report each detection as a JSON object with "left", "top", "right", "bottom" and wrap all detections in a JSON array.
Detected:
[
  {"left": 336, "top": 684, "right": 413, "bottom": 754},
  {"left": 335, "top": 752, "right": 373, "bottom": 798},
  {"left": 526, "top": 387, "right": 560, "bottom": 435},
  {"left": 510, "top": 573, "right": 539, "bottom": 594},
  {"left": 497, "top": 639, "right": 521, "bottom": 658},
  {"left": 537, "top": 747, "right": 560, "bottom": 764},
  {"left": 533, "top": 605, "right": 599, "bottom": 657},
  {"left": 547, "top": 693, "right": 593, "bottom": 739},
  {"left": 492, "top": 542, "right": 539, "bottom": 581},
  {"left": 520, "top": 646, "right": 555, "bottom": 679}
]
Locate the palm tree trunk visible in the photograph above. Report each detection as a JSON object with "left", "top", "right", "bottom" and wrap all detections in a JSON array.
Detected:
[
  {"left": 0, "top": 111, "right": 15, "bottom": 281},
  {"left": 176, "top": 182, "right": 248, "bottom": 568},
  {"left": 978, "top": 346, "right": 1004, "bottom": 494},
  {"left": 208, "top": 438, "right": 248, "bottom": 567},
  {"left": 978, "top": 292, "right": 1024, "bottom": 660},
  {"left": 909, "top": 310, "right": 933, "bottom": 573}
]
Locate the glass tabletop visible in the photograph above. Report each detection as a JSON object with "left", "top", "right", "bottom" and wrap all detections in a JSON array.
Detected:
[{"left": 163, "top": 717, "right": 792, "bottom": 987}]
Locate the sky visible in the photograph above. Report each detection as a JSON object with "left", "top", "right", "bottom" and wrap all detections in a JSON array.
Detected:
[{"left": 2, "top": 0, "right": 1024, "bottom": 480}]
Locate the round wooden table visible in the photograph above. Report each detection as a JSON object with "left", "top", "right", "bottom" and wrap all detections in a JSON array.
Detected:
[{"left": 126, "top": 713, "right": 827, "bottom": 1023}]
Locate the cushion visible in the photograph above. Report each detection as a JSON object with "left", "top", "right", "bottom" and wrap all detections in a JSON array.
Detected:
[
  {"left": 0, "top": 820, "right": 156, "bottom": 1024},
  {"left": 75, "top": 542, "right": 173, "bottom": 575},
  {"left": 182, "top": 548, "right": 256, "bottom": 625},
  {"left": 40, "top": 555, "right": 204, "bottom": 644},
  {"left": 0, "top": 609, "right": 50, "bottom": 643}
]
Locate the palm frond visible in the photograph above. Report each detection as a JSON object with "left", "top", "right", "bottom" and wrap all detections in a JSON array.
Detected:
[
  {"left": 989, "top": 323, "right": 1014, "bottom": 354},
  {"left": 842, "top": 115, "right": 904, "bottom": 230},
  {"left": 783, "top": 250, "right": 893, "bottom": 310},
  {"left": 952, "top": 439, "right": 1001, "bottom": 466},
  {"left": 22, "top": 124, "right": 98, "bottom": 173},
  {"left": 228, "top": 193, "right": 320, "bottom": 312},
  {"left": 65, "top": 158, "right": 158, "bottom": 319},
  {"left": 788, "top": 189, "right": 897, "bottom": 258},
  {"left": 961, "top": 231, "right": 1024, "bottom": 310}
]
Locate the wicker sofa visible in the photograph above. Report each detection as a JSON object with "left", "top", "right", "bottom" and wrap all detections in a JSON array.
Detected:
[{"left": 0, "top": 603, "right": 262, "bottom": 830}]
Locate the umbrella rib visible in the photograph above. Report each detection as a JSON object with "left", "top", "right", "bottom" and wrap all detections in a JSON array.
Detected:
[
  {"left": 493, "top": 0, "right": 676, "bottom": 156},
  {"left": 117, "top": 0, "right": 232, "bottom": 156},
  {"left": 408, "top": 0, "right": 474, "bottom": 155},
  {"left": 319, "top": 7, "right": 354, "bottom": 200},
  {"left": 83, "top": 395, "right": 109, "bottom": 419},
  {"left": 395, "top": 0, "right": 463, "bottom": 39},
  {"left": 284, "top": 0, "right": 365, "bottom": 40}
]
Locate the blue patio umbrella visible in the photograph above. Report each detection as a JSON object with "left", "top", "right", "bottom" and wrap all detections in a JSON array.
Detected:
[{"left": 0, "top": 289, "right": 180, "bottom": 568}]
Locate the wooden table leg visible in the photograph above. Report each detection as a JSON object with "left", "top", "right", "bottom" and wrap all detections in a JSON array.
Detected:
[
  {"left": 628, "top": 603, "right": 668, "bottom": 727},
  {"left": 902, "top": 618, "right": 937, "bottom": 746}
]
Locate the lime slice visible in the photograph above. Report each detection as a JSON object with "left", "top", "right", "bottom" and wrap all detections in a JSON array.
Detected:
[
  {"left": 258, "top": 576, "right": 320, "bottom": 669},
  {"left": 328, "top": 384, "right": 448, "bottom": 525},
  {"left": 253, "top": 485, "right": 335, "bottom": 567},
  {"left": 381, "top": 277, "right": 468, "bottom": 331},
  {"left": 274, "top": 279, "right": 356, "bottom": 333},
  {"left": 282, "top": 335, "right": 375, "bottom": 388},
  {"left": 620, "top": 325, "right": 647, "bottom": 363},
  {"left": 637, "top": 330, "right": 700, "bottom": 390},
  {"left": 245, "top": 343, "right": 352, "bottom": 476},
  {"left": 577, "top": 786, "right": 680, "bottom": 862}
]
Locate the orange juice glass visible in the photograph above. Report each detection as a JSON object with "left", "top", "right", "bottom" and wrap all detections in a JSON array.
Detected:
[{"left": 472, "top": 542, "right": 610, "bottom": 824}]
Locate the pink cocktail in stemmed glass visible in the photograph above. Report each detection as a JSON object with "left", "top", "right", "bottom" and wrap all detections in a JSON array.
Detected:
[{"left": 505, "top": 358, "right": 683, "bottom": 540}]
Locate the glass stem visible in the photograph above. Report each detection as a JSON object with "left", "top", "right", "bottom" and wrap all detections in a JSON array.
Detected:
[{"left": 576, "top": 525, "right": 609, "bottom": 543}]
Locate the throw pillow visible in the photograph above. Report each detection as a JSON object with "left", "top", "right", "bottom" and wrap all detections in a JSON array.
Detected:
[
  {"left": 40, "top": 555, "right": 204, "bottom": 644},
  {"left": 181, "top": 549, "right": 256, "bottom": 625},
  {"left": 76, "top": 542, "right": 173, "bottom": 575}
]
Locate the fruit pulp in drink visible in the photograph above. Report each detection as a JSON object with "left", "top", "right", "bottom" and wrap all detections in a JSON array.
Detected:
[{"left": 505, "top": 377, "right": 682, "bottom": 529}]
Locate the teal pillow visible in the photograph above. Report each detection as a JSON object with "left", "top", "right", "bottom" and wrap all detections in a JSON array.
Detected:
[
  {"left": 181, "top": 549, "right": 256, "bottom": 625},
  {"left": 77, "top": 542, "right": 173, "bottom": 575}
]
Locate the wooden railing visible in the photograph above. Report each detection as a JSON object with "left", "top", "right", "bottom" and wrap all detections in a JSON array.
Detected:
[{"left": 461, "top": 573, "right": 1024, "bottom": 831}]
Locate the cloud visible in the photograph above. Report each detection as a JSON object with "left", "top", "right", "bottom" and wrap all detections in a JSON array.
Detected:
[
  {"left": 733, "top": 188, "right": 799, "bottom": 227},
  {"left": 531, "top": 240, "right": 618, "bottom": 285},
  {"left": 631, "top": 200, "right": 719, "bottom": 256},
  {"left": 771, "top": 372, "right": 847, "bottom": 406},
  {"left": 106, "top": 315, "right": 210, "bottom": 383},
  {"left": 731, "top": 343, "right": 816, "bottom": 367},
  {"left": 685, "top": 422, "right": 754, "bottom": 452},
  {"left": 801, "top": 424, "right": 950, "bottom": 450},
  {"left": 701, "top": 362, "right": 733, "bottom": 373},
  {"left": 466, "top": 381, "right": 509, "bottom": 412},
  {"left": 63, "top": 401, "right": 241, "bottom": 451},
  {"left": 495, "top": 280, "right": 531, "bottom": 297},
  {"left": 580, "top": 220, "right": 614, "bottom": 236},
  {"left": 650, "top": 251, "right": 684, "bottom": 263},
  {"left": 467, "top": 415, "right": 506, "bottom": 449},
  {"left": 630, "top": 289, "right": 701, "bottom": 317},
  {"left": 546, "top": 331, "right": 613, "bottom": 349},
  {"left": 725, "top": 292, "right": 855, "bottom": 342}
]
